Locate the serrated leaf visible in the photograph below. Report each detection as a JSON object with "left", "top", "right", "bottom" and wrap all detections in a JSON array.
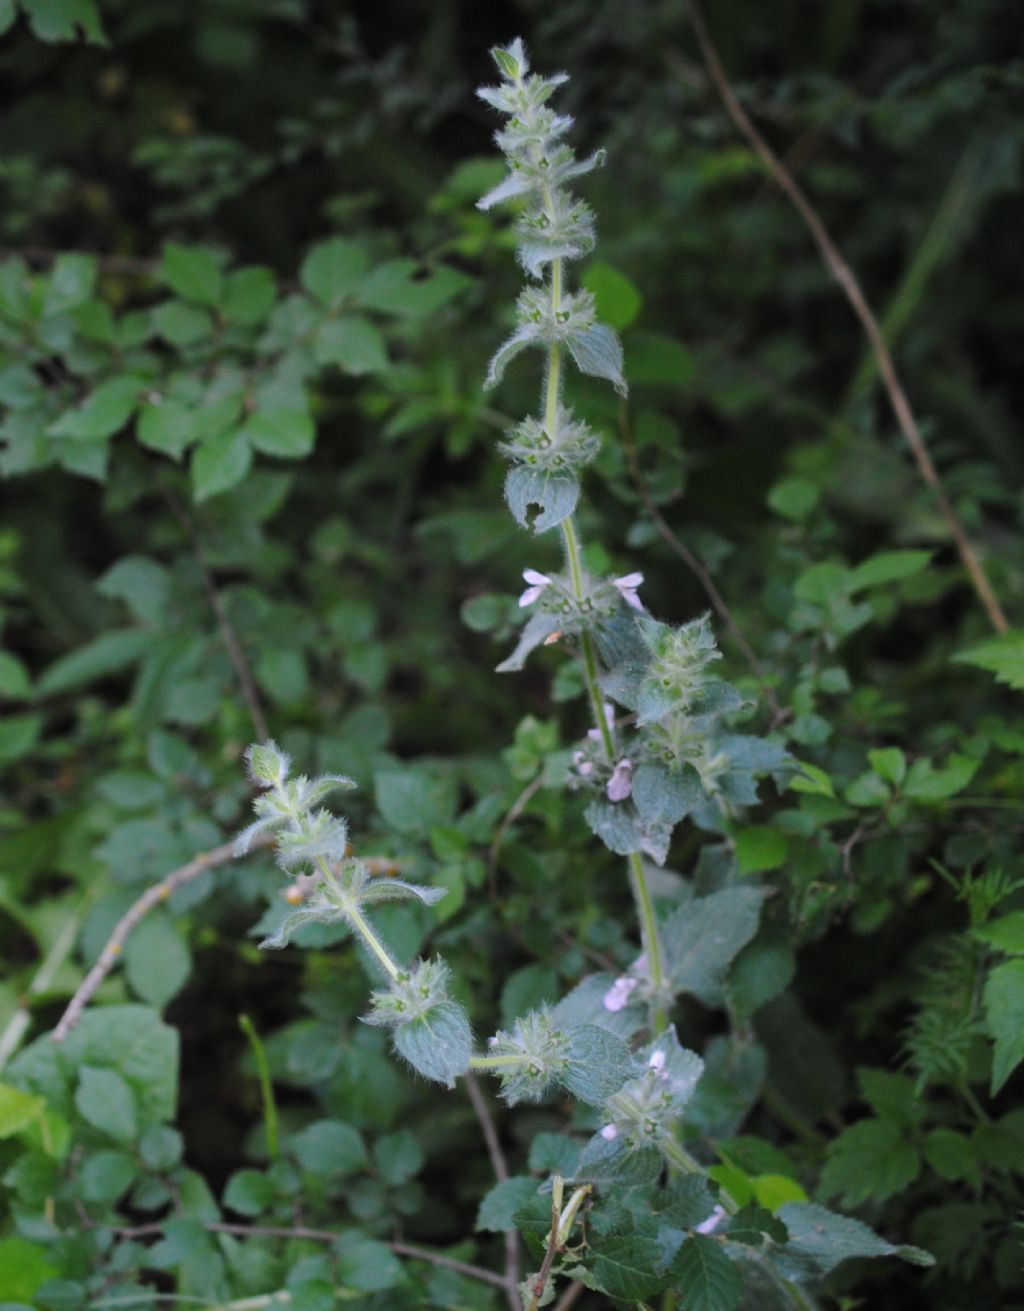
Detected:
[
  {"left": 566, "top": 323, "right": 627, "bottom": 395},
  {"left": 38, "top": 628, "right": 150, "bottom": 696},
  {"left": 726, "top": 1205, "right": 788, "bottom": 1247},
  {"left": 671, "top": 1235, "right": 742, "bottom": 1311},
  {"left": 819, "top": 1118, "right": 921, "bottom": 1207},
  {"left": 505, "top": 466, "right": 579, "bottom": 534},
  {"left": 774, "top": 1202, "right": 934, "bottom": 1277},
  {"left": 191, "top": 428, "right": 251, "bottom": 500},
  {"left": 576, "top": 1133, "right": 662, "bottom": 1186},
  {"left": 392, "top": 1001, "right": 472, "bottom": 1088},
  {"left": 75, "top": 1066, "right": 137, "bottom": 1142},
  {"left": 476, "top": 1176, "right": 538, "bottom": 1232},
  {"left": 662, "top": 887, "right": 766, "bottom": 1005},
  {"left": 955, "top": 631, "right": 1024, "bottom": 692},
  {"left": 591, "top": 1234, "right": 666, "bottom": 1301},
  {"left": 161, "top": 244, "right": 223, "bottom": 305},
  {"left": 562, "top": 1025, "right": 634, "bottom": 1105},
  {"left": 314, "top": 316, "right": 388, "bottom": 374},
  {"left": 984, "top": 958, "right": 1024, "bottom": 1093},
  {"left": 301, "top": 239, "right": 368, "bottom": 306},
  {"left": 240, "top": 409, "right": 315, "bottom": 459},
  {"left": 974, "top": 910, "right": 1024, "bottom": 954},
  {"left": 849, "top": 549, "right": 932, "bottom": 591}
]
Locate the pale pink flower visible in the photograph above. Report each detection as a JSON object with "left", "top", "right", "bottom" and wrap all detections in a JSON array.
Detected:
[
  {"left": 612, "top": 572, "right": 644, "bottom": 611},
  {"left": 572, "top": 750, "right": 595, "bottom": 778},
  {"left": 518, "top": 569, "right": 552, "bottom": 607},
  {"left": 587, "top": 702, "right": 616, "bottom": 743},
  {"left": 600, "top": 1123, "right": 619, "bottom": 1141},
  {"left": 648, "top": 1049, "right": 666, "bottom": 1072},
  {"left": 607, "top": 758, "right": 633, "bottom": 802},
  {"left": 602, "top": 975, "right": 638, "bottom": 1012},
  {"left": 696, "top": 1205, "right": 726, "bottom": 1235}
]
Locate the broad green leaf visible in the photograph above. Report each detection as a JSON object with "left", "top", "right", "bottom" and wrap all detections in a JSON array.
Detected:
[
  {"left": 374, "top": 767, "right": 457, "bottom": 834},
  {"left": 50, "top": 375, "right": 142, "bottom": 440},
  {"left": 774, "top": 1202, "right": 934, "bottom": 1277},
  {"left": 505, "top": 466, "right": 579, "bottom": 533},
  {"left": 0, "top": 711, "right": 42, "bottom": 763},
  {"left": 767, "top": 477, "right": 819, "bottom": 521},
  {"left": 124, "top": 910, "right": 191, "bottom": 1008},
  {"left": 373, "top": 1129, "right": 424, "bottom": 1186},
  {"left": 868, "top": 746, "right": 907, "bottom": 787},
  {"left": 752, "top": 1173, "right": 808, "bottom": 1210},
  {"left": 333, "top": 1232, "right": 404, "bottom": 1292},
  {"left": 671, "top": 1235, "right": 742, "bottom": 1311},
  {"left": 291, "top": 1120, "right": 367, "bottom": 1176},
  {"left": 922, "top": 1129, "right": 982, "bottom": 1188},
  {"left": 38, "top": 628, "right": 150, "bottom": 696},
  {"left": 301, "top": 238, "right": 368, "bottom": 306},
  {"left": 23, "top": 0, "right": 105, "bottom": 43},
  {"left": 80, "top": 1148, "right": 136, "bottom": 1202},
  {"left": 591, "top": 1233, "right": 666, "bottom": 1301},
  {"left": 241, "top": 409, "right": 315, "bottom": 458},
  {"left": 75, "top": 1065, "right": 138, "bottom": 1142},
  {"left": 392, "top": 1001, "right": 473, "bottom": 1088},
  {"left": 153, "top": 301, "right": 214, "bottom": 345},
  {"left": 788, "top": 761, "right": 834, "bottom": 797},
  {"left": 562, "top": 1025, "right": 634, "bottom": 1105},
  {"left": 98, "top": 556, "right": 170, "bottom": 624},
  {"left": 356, "top": 260, "right": 472, "bottom": 316},
  {"left": 955, "top": 631, "right": 1024, "bottom": 691},
  {"left": 0, "top": 1082, "right": 43, "bottom": 1137},
  {"left": 819, "top": 1118, "right": 920, "bottom": 1205},
  {"left": 662, "top": 886, "right": 766, "bottom": 1004},
  {"left": 984, "top": 958, "right": 1024, "bottom": 1093},
  {"left": 849, "top": 549, "right": 932, "bottom": 591},
  {"left": 191, "top": 428, "right": 251, "bottom": 500},
  {"left": 476, "top": 1175, "right": 538, "bottom": 1232},
  {"left": 314, "top": 316, "right": 388, "bottom": 373},
  {"left": 793, "top": 560, "right": 852, "bottom": 604},
  {"left": 44, "top": 253, "right": 97, "bottom": 313},
  {"left": 902, "top": 753, "right": 978, "bottom": 803},
  {"left": 734, "top": 825, "right": 788, "bottom": 874},
  {"left": 974, "top": 910, "right": 1024, "bottom": 954},
  {"left": 581, "top": 261, "right": 642, "bottom": 329},
  {"left": 222, "top": 266, "right": 276, "bottom": 323},
  {"left": 528, "top": 1132, "right": 581, "bottom": 1178},
  {"left": 0, "top": 1237, "right": 58, "bottom": 1302},
  {"left": 161, "top": 243, "right": 223, "bottom": 305},
  {"left": 136, "top": 399, "right": 195, "bottom": 459},
  {"left": 224, "top": 1168, "right": 276, "bottom": 1216},
  {"left": 625, "top": 331, "right": 696, "bottom": 388}
]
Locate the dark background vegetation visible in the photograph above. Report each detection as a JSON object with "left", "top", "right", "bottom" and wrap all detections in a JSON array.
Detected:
[{"left": 1, "top": 1, "right": 1023, "bottom": 1308}]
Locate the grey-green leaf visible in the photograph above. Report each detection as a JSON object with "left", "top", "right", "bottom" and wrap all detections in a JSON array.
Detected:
[
  {"left": 562, "top": 1025, "right": 635, "bottom": 1105},
  {"left": 566, "top": 323, "right": 627, "bottom": 396},
  {"left": 392, "top": 1001, "right": 472, "bottom": 1088},
  {"left": 505, "top": 466, "right": 580, "bottom": 534}
]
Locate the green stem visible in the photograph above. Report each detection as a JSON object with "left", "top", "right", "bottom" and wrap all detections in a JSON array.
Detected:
[
  {"left": 239, "top": 1014, "right": 280, "bottom": 1160},
  {"left": 469, "top": 1053, "right": 528, "bottom": 1070},
  {"left": 316, "top": 856, "right": 400, "bottom": 982},
  {"left": 629, "top": 850, "right": 667, "bottom": 1032}
]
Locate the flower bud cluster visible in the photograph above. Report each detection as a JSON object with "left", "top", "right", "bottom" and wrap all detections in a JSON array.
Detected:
[
  {"left": 642, "top": 716, "right": 730, "bottom": 794},
  {"left": 500, "top": 406, "right": 601, "bottom": 475},
  {"left": 486, "top": 1008, "right": 572, "bottom": 1104},
  {"left": 364, "top": 957, "right": 454, "bottom": 1028},
  {"left": 235, "top": 741, "right": 355, "bottom": 872},
  {"left": 516, "top": 286, "right": 595, "bottom": 341},
  {"left": 641, "top": 614, "right": 722, "bottom": 713}
]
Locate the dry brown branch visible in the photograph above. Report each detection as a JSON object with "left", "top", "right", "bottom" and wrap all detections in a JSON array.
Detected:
[
  {"left": 553, "top": 1283, "right": 585, "bottom": 1311},
  {"left": 51, "top": 836, "right": 267, "bottom": 1042},
  {"left": 465, "top": 1072, "right": 520, "bottom": 1309},
  {"left": 676, "top": 0, "right": 1009, "bottom": 635},
  {"left": 109, "top": 1219, "right": 508, "bottom": 1290}
]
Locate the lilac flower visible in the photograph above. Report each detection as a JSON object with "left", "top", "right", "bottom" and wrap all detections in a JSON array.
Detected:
[
  {"left": 602, "top": 975, "right": 638, "bottom": 1012},
  {"left": 600, "top": 1122, "right": 619, "bottom": 1141},
  {"left": 606, "top": 758, "right": 633, "bottom": 802},
  {"left": 696, "top": 1205, "right": 726, "bottom": 1236},
  {"left": 612, "top": 572, "right": 644, "bottom": 611},
  {"left": 587, "top": 701, "right": 616, "bottom": 743},
  {"left": 648, "top": 1049, "right": 666, "bottom": 1073},
  {"left": 572, "top": 749, "right": 595, "bottom": 778},
  {"left": 518, "top": 568, "right": 552, "bottom": 607}
]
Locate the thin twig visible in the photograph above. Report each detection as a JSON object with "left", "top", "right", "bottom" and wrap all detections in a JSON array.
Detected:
[
  {"left": 618, "top": 403, "right": 783, "bottom": 717},
  {"left": 162, "top": 487, "right": 270, "bottom": 742},
  {"left": 675, "top": 0, "right": 1009, "bottom": 635},
  {"left": 51, "top": 837, "right": 266, "bottom": 1042},
  {"left": 52, "top": 838, "right": 405, "bottom": 1042},
  {"left": 488, "top": 773, "right": 545, "bottom": 898},
  {"left": 107, "top": 1220, "right": 508, "bottom": 1290},
  {"left": 465, "top": 1072, "right": 520, "bottom": 1309},
  {"left": 553, "top": 1284, "right": 585, "bottom": 1311}
]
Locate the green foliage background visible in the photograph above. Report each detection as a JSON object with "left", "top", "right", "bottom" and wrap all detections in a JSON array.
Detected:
[{"left": 0, "top": 1, "right": 1023, "bottom": 1308}]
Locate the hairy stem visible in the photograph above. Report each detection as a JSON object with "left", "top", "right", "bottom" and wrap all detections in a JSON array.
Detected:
[{"left": 628, "top": 850, "right": 667, "bottom": 1032}]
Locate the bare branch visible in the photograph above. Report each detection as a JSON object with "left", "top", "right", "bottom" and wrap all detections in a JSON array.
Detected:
[
  {"left": 465, "top": 1072, "right": 520, "bottom": 1309},
  {"left": 676, "top": 0, "right": 1009, "bottom": 635}
]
